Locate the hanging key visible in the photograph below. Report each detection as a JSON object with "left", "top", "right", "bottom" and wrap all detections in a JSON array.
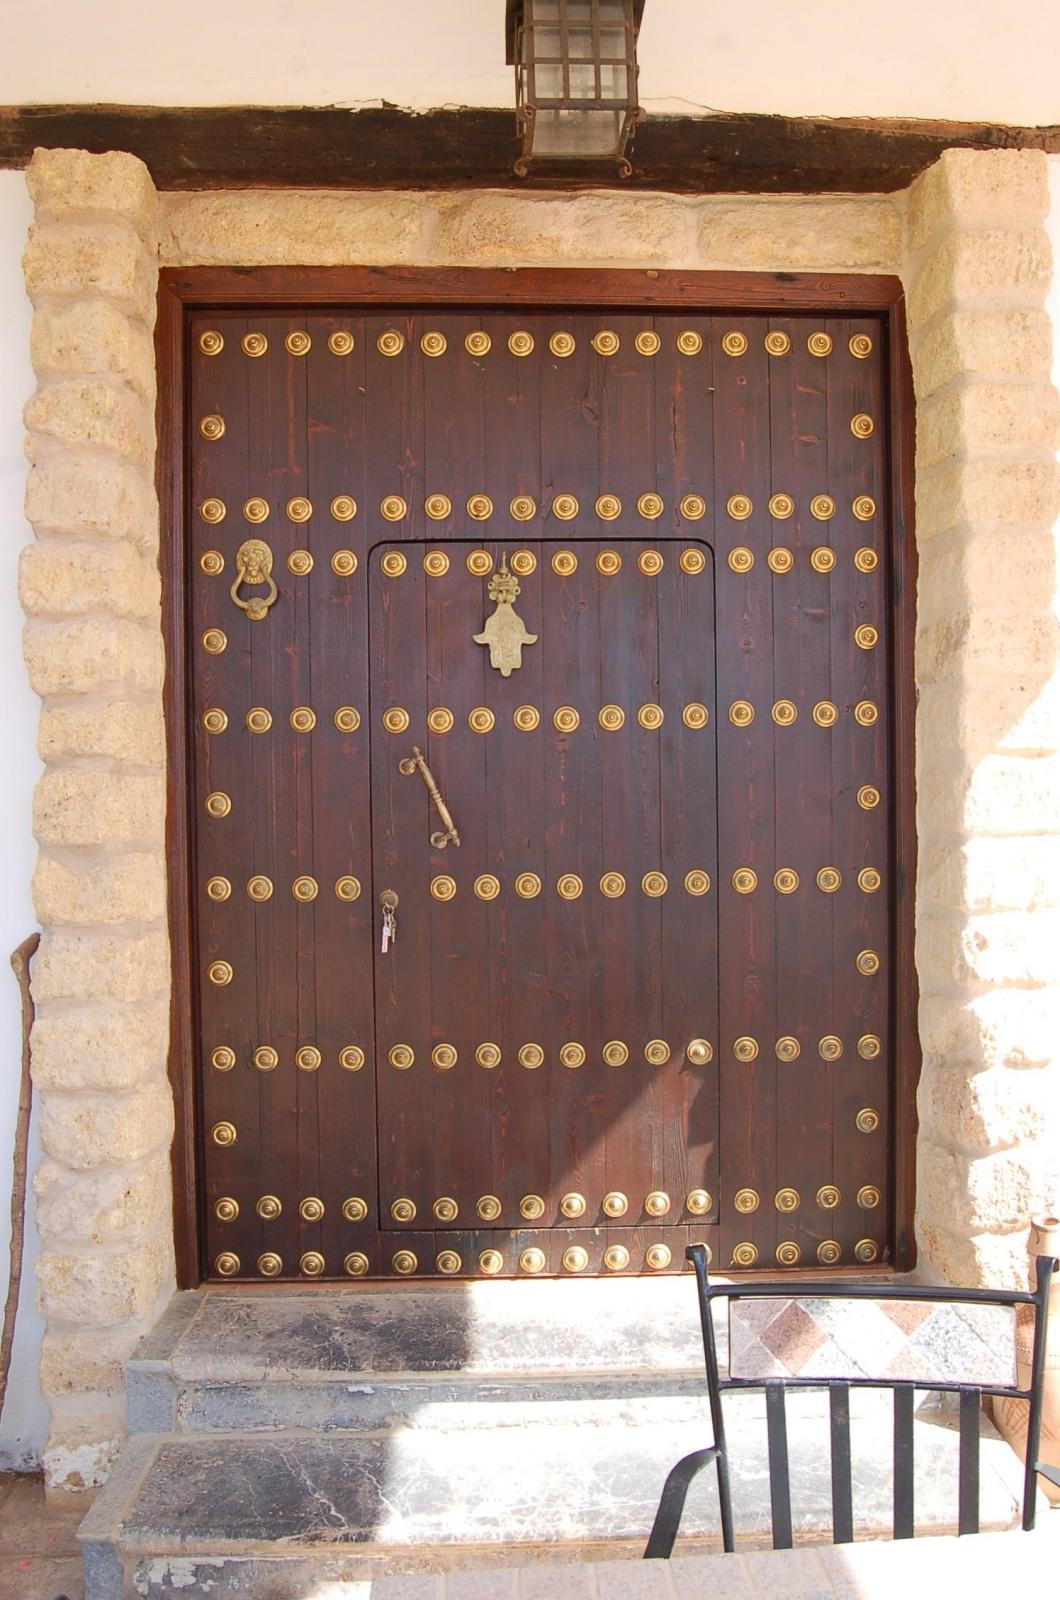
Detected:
[{"left": 379, "top": 890, "right": 399, "bottom": 954}]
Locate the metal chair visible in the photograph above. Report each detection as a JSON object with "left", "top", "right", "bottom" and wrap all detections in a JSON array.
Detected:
[{"left": 645, "top": 1243, "right": 1060, "bottom": 1557}]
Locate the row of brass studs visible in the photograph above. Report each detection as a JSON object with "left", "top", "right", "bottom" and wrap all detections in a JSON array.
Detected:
[
  {"left": 724, "top": 1035, "right": 883, "bottom": 1063},
  {"left": 731, "top": 1238, "right": 880, "bottom": 1269},
  {"left": 727, "top": 701, "right": 883, "bottom": 743},
  {"left": 200, "top": 709, "right": 362, "bottom": 742},
  {"left": 731, "top": 866, "right": 882, "bottom": 894},
  {"left": 734, "top": 1184, "right": 882, "bottom": 1213},
  {"left": 729, "top": 546, "right": 879, "bottom": 574},
  {"left": 433, "top": 872, "right": 706, "bottom": 902},
  {"left": 384, "top": 704, "right": 711, "bottom": 737},
  {"left": 214, "top": 1242, "right": 693, "bottom": 1278},
  {"left": 387, "top": 1039, "right": 714, "bottom": 1072},
  {"left": 200, "top": 328, "right": 873, "bottom": 363},
  {"left": 205, "top": 875, "right": 361, "bottom": 903},
  {"left": 210, "top": 1045, "right": 366, "bottom": 1072},
  {"left": 201, "top": 548, "right": 359, "bottom": 579},
  {"left": 389, "top": 1189, "right": 710, "bottom": 1226}
]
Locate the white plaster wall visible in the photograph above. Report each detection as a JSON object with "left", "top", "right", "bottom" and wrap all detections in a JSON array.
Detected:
[
  {"left": 1, "top": 0, "right": 1059, "bottom": 124},
  {"left": 0, "top": 171, "right": 47, "bottom": 1466}
]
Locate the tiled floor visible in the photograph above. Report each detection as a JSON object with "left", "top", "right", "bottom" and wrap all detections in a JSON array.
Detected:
[{"left": 1, "top": 1471, "right": 1057, "bottom": 1600}]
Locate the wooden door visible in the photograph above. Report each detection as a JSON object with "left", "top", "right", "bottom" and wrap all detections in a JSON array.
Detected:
[{"left": 184, "top": 300, "right": 901, "bottom": 1282}]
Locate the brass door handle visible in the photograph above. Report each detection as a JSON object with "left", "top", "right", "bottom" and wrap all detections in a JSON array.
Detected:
[
  {"left": 399, "top": 747, "right": 461, "bottom": 848},
  {"left": 231, "top": 538, "right": 278, "bottom": 620}
]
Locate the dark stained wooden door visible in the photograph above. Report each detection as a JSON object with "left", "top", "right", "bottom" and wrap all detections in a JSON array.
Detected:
[{"left": 187, "top": 306, "right": 894, "bottom": 1282}]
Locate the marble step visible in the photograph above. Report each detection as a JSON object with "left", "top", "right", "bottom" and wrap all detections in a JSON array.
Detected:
[{"left": 79, "top": 1392, "right": 1028, "bottom": 1600}]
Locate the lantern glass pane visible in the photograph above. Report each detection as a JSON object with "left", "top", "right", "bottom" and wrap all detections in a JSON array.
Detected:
[
  {"left": 599, "top": 28, "right": 626, "bottom": 56},
  {"left": 535, "top": 62, "right": 565, "bottom": 97},
  {"left": 532, "top": 27, "right": 562, "bottom": 57},
  {"left": 568, "top": 63, "right": 596, "bottom": 97},
  {"left": 531, "top": 107, "right": 625, "bottom": 157},
  {"left": 568, "top": 29, "right": 594, "bottom": 59},
  {"left": 599, "top": 64, "right": 628, "bottom": 100}
]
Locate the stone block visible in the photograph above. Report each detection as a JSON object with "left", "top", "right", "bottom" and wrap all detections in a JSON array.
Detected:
[
  {"left": 160, "top": 189, "right": 425, "bottom": 267},
  {"left": 24, "top": 377, "right": 152, "bottom": 468},
  {"left": 35, "top": 1149, "right": 172, "bottom": 1248},
  {"left": 433, "top": 191, "right": 698, "bottom": 268},
  {"left": 42, "top": 1419, "right": 125, "bottom": 1492},
  {"left": 37, "top": 1230, "right": 174, "bottom": 1326},
  {"left": 33, "top": 928, "right": 170, "bottom": 1004},
  {"left": 917, "top": 528, "right": 1058, "bottom": 630},
  {"left": 25, "top": 452, "right": 158, "bottom": 548},
  {"left": 31, "top": 999, "right": 169, "bottom": 1092},
  {"left": 33, "top": 852, "right": 166, "bottom": 926},
  {"left": 33, "top": 770, "right": 165, "bottom": 848},
  {"left": 917, "top": 1058, "right": 1055, "bottom": 1153},
  {"left": 915, "top": 458, "right": 1060, "bottom": 543},
  {"left": 916, "top": 1215, "right": 1034, "bottom": 1290},
  {"left": 906, "top": 149, "right": 1050, "bottom": 258},
  {"left": 23, "top": 221, "right": 157, "bottom": 327},
  {"left": 916, "top": 609, "right": 1060, "bottom": 688},
  {"left": 916, "top": 1143, "right": 1053, "bottom": 1235},
  {"left": 921, "top": 835, "right": 1060, "bottom": 916},
  {"left": 910, "top": 309, "right": 1054, "bottom": 400},
  {"left": 38, "top": 700, "right": 164, "bottom": 766},
  {"left": 917, "top": 756, "right": 1060, "bottom": 842},
  {"left": 694, "top": 196, "right": 901, "bottom": 271},
  {"left": 917, "top": 989, "right": 1059, "bottom": 1071},
  {"left": 917, "top": 380, "right": 1060, "bottom": 471},
  {"left": 41, "top": 1321, "right": 147, "bottom": 1398},
  {"left": 31, "top": 298, "right": 157, "bottom": 400},
  {"left": 24, "top": 617, "right": 163, "bottom": 695},
  {"left": 27, "top": 147, "right": 157, "bottom": 236},
  {"left": 907, "top": 229, "right": 1052, "bottom": 334},
  {"left": 916, "top": 908, "right": 1060, "bottom": 989},
  {"left": 20, "top": 538, "right": 160, "bottom": 620},
  {"left": 914, "top": 676, "right": 1060, "bottom": 762},
  {"left": 38, "top": 1078, "right": 174, "bottom": 1171}
]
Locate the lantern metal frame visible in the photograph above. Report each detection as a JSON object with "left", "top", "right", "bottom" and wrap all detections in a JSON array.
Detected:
[{"left": 506, "top": 0, "right": 645, "bottom": 177}]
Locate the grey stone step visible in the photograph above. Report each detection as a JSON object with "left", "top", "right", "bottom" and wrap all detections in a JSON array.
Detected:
[{"left": 80, "top": 1392, "right": 1028, "bottom": 1600}]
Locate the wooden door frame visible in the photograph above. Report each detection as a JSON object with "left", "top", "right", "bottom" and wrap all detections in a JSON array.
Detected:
[{"left": 157, "top": 266, "right": 918, "bottom": 1287}]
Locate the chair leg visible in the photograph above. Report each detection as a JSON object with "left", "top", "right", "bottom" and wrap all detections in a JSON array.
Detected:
[{"left": 644, "top": 1446, "right": 721, "bottom": 1559}]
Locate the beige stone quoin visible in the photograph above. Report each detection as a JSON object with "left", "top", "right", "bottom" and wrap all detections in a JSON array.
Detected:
[{"left": 18, "top": 146, "right": 1060, "bottom": 1487}]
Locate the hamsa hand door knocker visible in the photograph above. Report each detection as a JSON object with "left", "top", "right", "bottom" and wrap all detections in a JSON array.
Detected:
[
  {"left": 231, "top": 538, "right": 279, "bottom": 620},
  {"left": 474, "top": 553, "right": 537, "bottom": 677}
]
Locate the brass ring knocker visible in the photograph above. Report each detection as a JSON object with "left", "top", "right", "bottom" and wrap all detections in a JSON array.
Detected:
[{"left": 231, "top": 538, "right": 278, "bottom": 620}]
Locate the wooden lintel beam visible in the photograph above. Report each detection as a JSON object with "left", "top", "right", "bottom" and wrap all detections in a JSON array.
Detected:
[{"left": 2, "top": 104, "right": 1058, "bottom": 195}]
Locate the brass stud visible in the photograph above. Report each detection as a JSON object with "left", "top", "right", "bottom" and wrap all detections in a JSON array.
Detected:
[
  {"left": 467, "top": 494, "right": 494, "bottom": 521},
  {"left": 380, "top": 550, "right": 407, "bottom": 577},
  {"left": 513, "top": 705, "right": 540, "bottom": 732},
  {"left": 769, "top": 493, "right": 795, "bottom": 519},
  {"left": 292, "top": 875, "right": 318, "bottom": 902},
  {"left": 855, "top": 623, "right": 879, "bottom": 650},
  {"left": 686, "top": 1189, "right": 712, "bottom": 1215},
  {"left": 520, "top": 1194, "right": 546, "bottom": 1220},
  {"left": 289, "top": 706, "right": 316, "bottom": 732},
  {"left": 641, "top": 872, "right": 668, "bottom": 898},
  {"left": 635, "top": 330, "right": 661, "bottom": 356},
  {"left": 206, "top": 875, "right": 232, "bottom": 901},
  {"left": 855, "top": 1238, "right": 880, "bottom": 1263},
  {"left": 772, "top": 699, "right": 798, "bottom": 726},
  {"left": 852, "top": 495, "right": 877, "bottom": 522},
  {"left": 200, "top": 550, "right": 225, "bottom": 576},
  {"left": 300, "top": 1196, "right": 325, "bottom": 1222},
  {"left": 775, "top": 1187, "right": 800, "bottom": 1213},
  {"left": 732, "top": 868, "right": 758, "bottom": 894},
  {"left": 645, "top": 1039, "right": 671, "bottom": 1066},
  {"left": 768, "top": 547, "right": 794, "bottom": 573},
  {"left": 858, "top": 1184, "right": 882, "bottom": 1209},
  {"left": 858, "top": 867, "right": 882, "bottom": 893},
  {"left": 602, "top": 1040, "right": 629, "bottom": 1067},
  {"left": 638, "top": 703, "right": 665, "bottom": 731},
  {"left": 433, "top": 1196, "right": 459, "bottom": 1222},
  {"left": 552, "top": 549, "right": 578, "bottom": 577},
  {"left": 728, "top": 700, "right": 755, "bottom": 727},
  {"left": 644, "top": 1190, "right": 671, "bottom": 1217},
  {"left": 208, "top": 960, "right": 233, "bottom": 986},
  {"left": 515, "top": 872, "right": 541, "bottom": 899},
  {"left": 855, "top": 547, "right": 879, "bottom": 573},
  {"left": 684, "top": 870, "right": 710, "bottom": 896},
  {"left": 332, "top": 550, "right": 357, "bottom": 576},
  {"left": 549, "top": 331, "right": 576, "bottom": 357},
  {"left": 813, "top": 701, "right": 839, "bottom": 728},
  {"left": 810, "top": 547, "right": 837, "bottom": 574},
  {"left": 465, "top": 330, "right": 491, "bottom": 356},
  {"left": 247, "top": 875, "right": 274, "bottom": 902},
  {"left": 682, "top": 702, "right": 709, "bottom": 730},
  {"left": 857, "top": 950, "right": 881, "bottom": 976},
  {"left": 592, "top": 329, "right": 620, "bottom": 356},
  {"left": 431, "top": 875, "right": 457, "bottom": 902},
  {"left": 728, "top": 546, "right": 754, "bottom": 574},
  {"left": 817, "top": 1241, "right": 842, "bottom": 1265},
  {"left": 637, "top": 492, "right": 664, "bottom": 520},
  {"left": 211, "top": 1046, "right": 236, "bottom": 1071},
  {"left": 856, "top": 1107, "right": 880, "bottom": 1134},
  {"left": 423, "top": 550, "right": 450, "bottom": 578},
  {"left": 245, "top": 707, "right": 272, "bottom": 733},
  {"left": 520, "top": 1247, "right": 547, "bottom": 1274},
  {"left": 734, "top": 1187, "right": 760, "bottom": 1214},
  {"left": 474, "top": 874, "right": 500, "bottom": 901},
  {"left": 816, "top": 1185, "right": 841, "bottom": 1210},
  {"left": 855, "top": 700, "right": 879, "bottom": 727},
  {"left": 819, "top": 1035, "right": 844, "bottom": 1061},
  {"left": 552, "top": 494, "right": 579, "bottom": 521},
  {"left": 286, "top": 496, "right": 312, "bottom": 524},
  {"left": 808, "top": 331, "right": 834, "bottom": 357},
  {"left": 200, "top": 498, "right": 227, "bottom": 525},
  {"left": 421, "top": 330, "right": 447, "bottom": 357},
  {"left": 334, "top": 876, "right": 361, "bottom": 902},
  {"left": 296, "top": 1046, "right": 321, "bottom": 1071},
  {"left": 510, "top": 494, "right": 536, "bottom": 522},
  {"left": 557, "top": 873, "right": 583, "bottom": 900},
  {"left": 722, "top": 331, "right": 748, "bottom": 357},
  {"left": 432, "top": 1044, "right": 458, "bottom": 1070},
  {"left": 380, "top": 495, "right": 407, "bottom": 522},
  {"left": 344, "top": 1252, "right": 370, "bottom": 1276},
  {"left": 560, "top": 1192, "right": 587, "bottom": 1219},
  {"left": 243, "top": 497, "right": 270, "bottom": 525},
  {"left": 733, "top": 1036, "right": 759, "bottom": 1063},
  {"left": 215, "top": 1251, "right": 241, "bottom": 1277},
  {"left": 563, "top": 1246, "right": 590, "bottom": 1272},
  {"left": 849, "top": 334, "right": 874, "bottom": 359},
  {"left": 339, "top": 1047, "right": 365, "bottom": 1072},
  {"left": 677, "top": 329, "right": 703, "bottom": 355},
  {"left": 288, "top": 550, "right": 313, "bottom": 576},
  {"left": 858, "top": 785, "right": 881, "bottom": 810},
  {"left": 199, "top": 413, "right": 225, "bottom": 441},
  {"left": 329, "top": 496, "right": 357, "bottom": 523},
  {"left": 476, "top": 1042, "right": 502, "bottom": 1069},
  {"left": 479, "top": 1249, "right": 504, "bottom": 1274},
  {"left": 377, "top": 330, "right": 405, "bottom": 356},
  {"left": 595, "top": 549, "right": 622, "bottom": 578},
  {"left": 393, "top": 1250, "right": 418, "bottom": 1275},
  {"left": 809, "top": 495, "right": 835, "bottom": 522},
  {"left": 328, "top": 330, "right": 354, "bottom": 355},
  {"left": 817, "top": 866, "right": 842, "bottom": 893},
  {"left": 391, "top": 1198, "right": 416, "bottom": 1222},
  {"left": 726, "top": 494, "right": 753, "bottom": 521},
  {"left": 469, "top": 707, "right": 495, "bottom": 733},
  {"left": 519, "top": 1043, "right": 545, "bottom": 1070},
  {"left": 215, "top": 1197, "right": 239, "bottom": 1222},
  {"left": 679, "top": 548, "right": 707, "bottom": 575},
  {"left": 383, "top": 707, "right": 410, "bottom": 734},
  {"left": 603, "top": 1246, "right": 629, "bottom": 1272},
  {"left": 477, "top": 1195, "right": 502, "bottom": 1221},
  {"left": 858, "top": 1034, "right": 882, "bottom": 1059},
  {"left": 257, "top": 1194, "right": 282, "bottom": 1220},
  {"left": 560, "top": 1042, "right": 586, "bottom": 1069},
  {"left": 776, "top": 1241, "right": 802, "bottom": 1266},
  {"left": 388, "top": 1044, "right": 415, "bottom": 1071},
  {"left": 775, "top": 1036, "right": 801, "bottom": 1062},
  {"left": 211, "top": 1120, "right": 237, "bottom": 1146},
  {"left": 686, "top": 1039, "right": 714, "bottom": 1065},
  {"left": 436, "top": 1249, "right": 462, "bottom": 1275},
  {"left": 199, "top": 330, "right": 224, "bottom": 355},
  {"left": 851, "top": 412, "right": 875, "bottom": 438},
  {"left": 732, "top": 1242, "right": 759, "bottom": 1267},
  {"left": 509, "top": 331, "right": 535, "bottom": 357},
  {"left": 505, "top": 549, "right": 535, "bottom": 579},
  {"left": 774, "top": 868, "right": 799, "bottom": 895},
  {"left": 253, "top": 1046, "right": 278, "bottom": 1071},
  {"left": 645, "top": 1244, "right": 672, "bottom": 1271},
  {"left": 680, "top": 494, "right": 707, "bottom": 520},
  {"left": 428, "top": 707, "right": 454, "bottom": 734},
  {"left": 598, "top": 704, "right": 625, "bottom": 731},
  {"left": 424, "top": 494, "right": 452, "bottom": 523},
  {"left": 242, "top": 332, "right": 268, "bottom": 358},
  {"left": 202, "top": 707, "right": 228, "bottom": 735},
  {"left": 596, "top": 494, "right": 622, "bottom": 521},
  {"left": 285, "top": 331, "right": 311, "bottom": 357},
  {"left": 765, "top": 330, "right": 791, "bottom": 356},
  {"left": 343, "top": 1197, "right": 369, "bottom": 1221},
  {"left": 602, "top": 1191, "right": 628, "bottom": 1218}
]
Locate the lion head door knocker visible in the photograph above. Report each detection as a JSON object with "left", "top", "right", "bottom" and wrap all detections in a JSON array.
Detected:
[
  {"left": 473, "top": 553, "right": 537, "bottom": 677},
  {"left": 231, "top": 539, "right": 278, "bottom": 620}
]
